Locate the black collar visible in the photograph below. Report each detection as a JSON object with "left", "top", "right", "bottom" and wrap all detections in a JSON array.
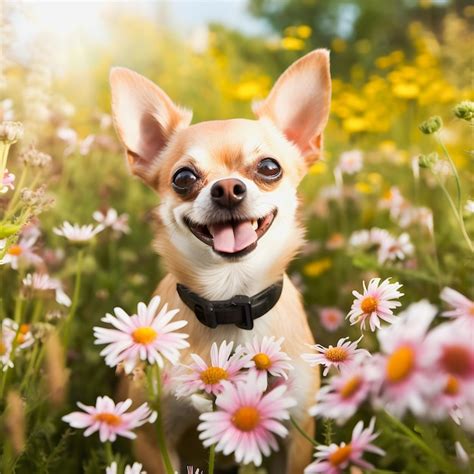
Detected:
[{"left": 176, "top": 280, "right": 283, "bottom": 330}]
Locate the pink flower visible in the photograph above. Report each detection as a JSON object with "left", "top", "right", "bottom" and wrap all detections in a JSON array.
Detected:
[
  {"left": 22, "top": 272, "right": 71, "bottom": 307},
  {"left": 440, "top": 287, "right": 474, "bottom": 328},
  {"left": 337, "top": 150, "right": 363, "bottom": 175},
  {"left": 347, "top": 277, "right": 404, "bottom": 331},
  {"left": 372, "top": 300, "right": 441, "bottom": 417},
  {"left": 425, "top": 322, "right": 474, "bottom": 420},
  {"left": 377, "top": 232, "right": 414, "bottom": 264},
  {"left": 62, "top": 396, "right": 156, "bottom": 442},
  {"left": 309, "top": 362, "right": 371, "bottom": 424},
  {"left": 302, "top": 337, "right": 370, "bottom": 376},
  {"left": 319, "top": 307, "right": 344, "bottom": 332},
  {"left": 304, "top": 418, "right": 384, "bottom": 473},
  {"left": 93, "top": 208, "right": 130, "bottom": 235},
  {"left": 243, "top": 336, "right": 293, "bottom": 391},
  {"left": 175, "top": 341, "right": 251, "bottom": 398},
  {"left": 93, "top": 295, "right": 189, "bottom": 374},
  {"left": 1, "top": 169, "right": 15, "bottom": 193},
  {"left": 198, "top": 372, "right": 296, "bottom": 466},
  {"left": 0, "top": 226, "right": 43, "bottom": 269}
]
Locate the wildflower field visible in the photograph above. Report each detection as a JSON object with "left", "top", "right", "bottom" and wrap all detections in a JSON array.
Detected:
[{"left": 0, "top": 1, "right": 473, "bottom": 473}]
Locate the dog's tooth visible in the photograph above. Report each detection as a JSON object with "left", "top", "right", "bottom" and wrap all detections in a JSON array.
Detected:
[{"left": 251, "top": 220, "right": 258, "bottom": 230}]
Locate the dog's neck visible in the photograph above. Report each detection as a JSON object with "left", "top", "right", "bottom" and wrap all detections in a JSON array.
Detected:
[{"left": 167, "top": 256, "right": 288, "bottom": 300}]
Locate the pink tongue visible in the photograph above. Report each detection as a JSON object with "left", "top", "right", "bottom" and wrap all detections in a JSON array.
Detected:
[{"left": 210, "top": 221, "right": 258, "bottom": 253}]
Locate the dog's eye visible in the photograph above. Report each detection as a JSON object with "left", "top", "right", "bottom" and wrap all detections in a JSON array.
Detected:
[
  {"left": 172, "top": 168, "right": 199, "bottom": 194},
  {"left": 256, "top": 158, "right": 282, "bottom": 180}
]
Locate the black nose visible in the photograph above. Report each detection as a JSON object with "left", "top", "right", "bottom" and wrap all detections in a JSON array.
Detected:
[{"left": 210, "top": 178, "right": 247, "bottom": 209}]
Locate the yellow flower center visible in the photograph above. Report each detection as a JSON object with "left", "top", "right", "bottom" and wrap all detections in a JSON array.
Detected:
[
  {"left": 132, "top": 327, "right": 157, "bottom": 345},
  {"left": 253, "top": 353, "right": 272, "bottom": 370},
  {"left": 95, "top": 412, "right": 122, "bottom": 426},
  {"left": 441, "top": 345, "right": 470, "bottom": 377},
  {"left": 200, "top": 367, "right": 228, "bottom": 385},
  {"left": 19, "top": 324, "right": 30, "bottom": 334},
  {"left": 0, "top": 341, "right": 7, "bottom": 356},
  {"left": 386, "top": 345, "right": 415, "bottom": 383},
  {"left": 7, "top": 245, "right": 22, "bottom": 256},
  {"left": 360, "top": 296, "right": 377, "bottom": 314},
  {"left": 232, "top": 406, "right": 260, "bottom": 432},
  {"left": 325, "top": 347, "right": 348, "bottom": 362},
  {"left": 470, "top": 305, "right": 474, "bottom": 317},
  {"left": 16, "top": 334, "right": 26, "bottom": 344},
  {"left": 339, "top": 376, "right": 362, "bottom": 399},
  {"left": 444, "top": 376, "right": 459, "bottom": 396},
  {"left": 329, "top": 444, "right": 352, "bottom": 466}
]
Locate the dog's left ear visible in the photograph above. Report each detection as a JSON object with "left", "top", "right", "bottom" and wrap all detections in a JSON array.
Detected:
[{"left": 253, "top": 49, "right": 331, "bottom": 165}]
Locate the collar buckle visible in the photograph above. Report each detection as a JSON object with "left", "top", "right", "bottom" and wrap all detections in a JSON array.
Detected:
[
  {"left": 230, "top": 295, "right": 254, "bottom": 330},
  {"left": 194, "top": 301, "right": 218, "bottom": 329}
]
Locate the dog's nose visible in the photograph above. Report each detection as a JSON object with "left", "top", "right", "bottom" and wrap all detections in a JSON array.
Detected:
[{"left": 210, "top": 178, "right": 247, "bottom": 209}]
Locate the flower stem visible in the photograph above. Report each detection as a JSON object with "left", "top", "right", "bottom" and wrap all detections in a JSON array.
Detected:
[
  {"left": 208, "top": 443, "right": 216, "bottom": 474},
  {"left": 435, "top": 132, "right": 462, "bottom": 212},
  {"left": 383, "top": 412, "right": 456, "bottom": 474},
  {"left": 104, "top": 441, "right": 114, "bottom": 465},
  {"left": 434, "top": 173, "right": 473, "bottom": 252},
  {"left": 153, "top": 364, "right": 175, "bottom": 474},
  {"left": 63, "top": 249, "right": 84, "bottom": 346},
  {"left": 290, "top": 416, "right": 317, "bottom": 446}
]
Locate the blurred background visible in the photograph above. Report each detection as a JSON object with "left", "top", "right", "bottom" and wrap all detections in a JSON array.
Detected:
[{"left": 0, "top": 1, "right": 473, "bottom": 471}]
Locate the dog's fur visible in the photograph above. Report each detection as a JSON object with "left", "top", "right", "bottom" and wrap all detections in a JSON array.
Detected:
[{"left": 110, "top": 50, "right": 331, "bottom": 473}]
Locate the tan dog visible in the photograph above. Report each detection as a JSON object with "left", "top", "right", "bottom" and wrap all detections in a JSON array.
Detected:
[{"left": 110, "top": 49, "right": 331, "bottom": 473}]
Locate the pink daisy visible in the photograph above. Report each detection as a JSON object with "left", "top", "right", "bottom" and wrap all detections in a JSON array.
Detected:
[
  {"left": 1, "top": 169, "right": 15, "bottom": 193},
  {"left": 309, "top": 361, "right": 371, "bottom": 424},
  {"left": 93, "top": 208, "right": 130, "bottom": 235},
  {"left": 425, "top": 322, "right": 474, "bottom": 420},
  {"left": 22, "top": 272, "right": 71, "bottom": 307},
  {"left": 377, "top": 233, "right": 414, "bottom": 264},
  {"left": 0, "top": 226, "right": 43, "bottom": 269},
  {"left": 347, "top": 277, "right": 404, "bottom": 331},
  {"left": 198, "top": 372, "right": 296, "bottom": 466},
  {"left": 440, "top": 287, "right": 474, "bottom": 328},
  {"left": 372, "top": 300, "right": 441, "bottom": 417},
  {"left": 319, "top": 307, "right": 344, "bottom": 332},
  {"left": 243, "top": 336, "right": 293, "bottom": 391},
  {"left": 175, "top": 341, "right": 251, "bottom": 398},
  {"left": 62, "top": 396, "right": 157, "bottom": 442},
  {"left": 302, "top": 337, "right": 370, "bottom": 376},
  {"left": 304, "top": 418, "right": 385, "bottom": 473},
  {"left": 93, "top": 295, "right": 189, "bottom": 374}
]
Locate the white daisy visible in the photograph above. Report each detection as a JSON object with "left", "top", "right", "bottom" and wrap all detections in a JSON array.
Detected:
[
  {"left": 53, "top": 221, "right": 104, "bottom": 243},
  {"left": 93, "top": 295, "right": 189, "bottom": 374},
  {"left": 93, "top": 208, "right": 130, "bottom": 235}
]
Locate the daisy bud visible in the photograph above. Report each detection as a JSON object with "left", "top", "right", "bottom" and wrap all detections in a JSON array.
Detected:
[
  {"left": 0, "top": 121, "right": 24, "bottom": 144},
  {"left": 0, "top": 223, "right": 21, "bottom": 239},
  {"left": 418, "top": 152, "right": 438, "bottom": 169},
  {"left": 453, "top": 100, "right": 474, "bottom": 121},
  {"left": 418, "top": 115, "right": 442, "bottom": 134},
  {"left": 5, "top": 390, "right": 26, "bottom": 455}
]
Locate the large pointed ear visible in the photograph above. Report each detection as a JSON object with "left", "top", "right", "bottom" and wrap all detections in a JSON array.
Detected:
[
  {"left": 253, "top": 49, "right": 331, "bottom": 165},
  {"left": 109, "top": 67, "right": 192, "bottom": 184}
]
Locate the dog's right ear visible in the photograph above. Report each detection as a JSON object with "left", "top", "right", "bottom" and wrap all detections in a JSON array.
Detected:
[{"left": 109, "top": 67, "right": 192, "bottom": 185}]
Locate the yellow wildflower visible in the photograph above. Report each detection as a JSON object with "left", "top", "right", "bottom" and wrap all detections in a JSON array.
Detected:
[
  {"left": 303, "top": 258, "right": 332, "bottom": 277},
  {"left": 281, "top": 37, "right": 305, "bottom": 51},
  {"left": 308, "top": 161, "right": 327, "bottom": 175}
]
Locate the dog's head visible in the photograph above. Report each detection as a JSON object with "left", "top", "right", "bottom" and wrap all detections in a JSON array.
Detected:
[{"left": 110, "top": 50, "right": 331, "bottom": 293}]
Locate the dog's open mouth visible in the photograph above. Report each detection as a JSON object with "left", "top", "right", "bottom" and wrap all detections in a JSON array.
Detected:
[{"left": 184, "top": 209, "right": 277, "bottom": 257}]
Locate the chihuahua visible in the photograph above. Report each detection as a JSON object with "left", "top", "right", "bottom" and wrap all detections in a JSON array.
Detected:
[{"left": 110, "top": 49, "right": 331, "bottom": 473}]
